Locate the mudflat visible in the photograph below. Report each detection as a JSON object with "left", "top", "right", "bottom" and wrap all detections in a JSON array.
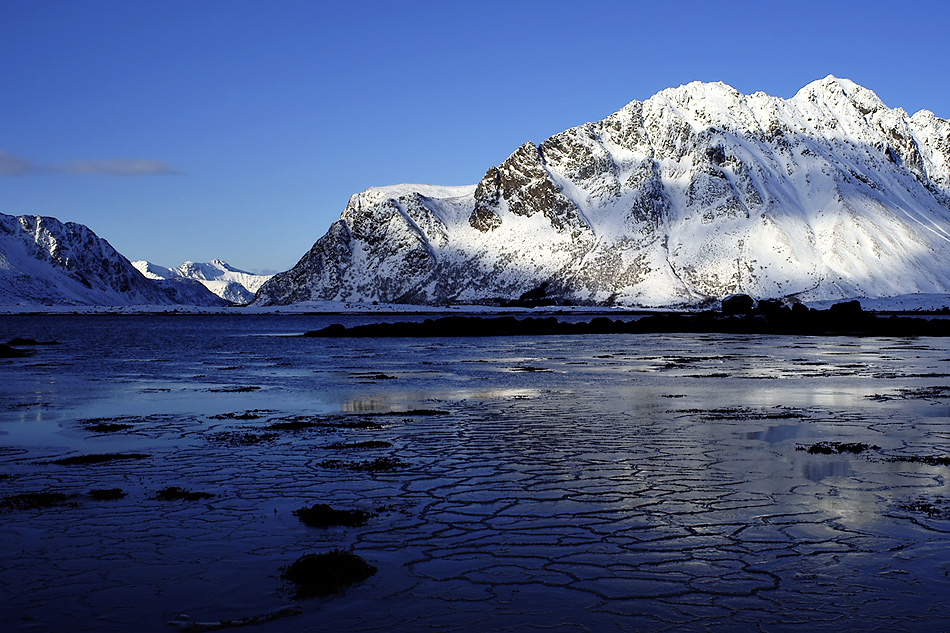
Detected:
[{"left": 1, "top": 313, "right": 949, "bottom": 632}]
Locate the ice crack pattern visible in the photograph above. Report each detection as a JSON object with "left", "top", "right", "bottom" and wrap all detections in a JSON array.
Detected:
[{"left": 1, "top": 314, "right": 949, "bottom": 631}]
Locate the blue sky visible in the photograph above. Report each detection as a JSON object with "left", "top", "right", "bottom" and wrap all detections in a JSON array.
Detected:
[{"left": 2, "top": 0, "right": 948, "bottom": 273}]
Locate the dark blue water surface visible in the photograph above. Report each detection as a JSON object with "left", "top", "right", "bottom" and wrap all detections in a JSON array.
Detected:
[{"left": 2, "top": 314, "right": 949, "bottom": 632}]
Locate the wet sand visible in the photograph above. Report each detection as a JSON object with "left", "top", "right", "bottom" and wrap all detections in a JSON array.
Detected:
[{"left": 2, "top": 316, "right": 950, "bottom": 631}]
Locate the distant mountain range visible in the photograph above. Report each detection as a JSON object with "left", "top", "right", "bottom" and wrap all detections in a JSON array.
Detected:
[
  {"left": 132, "top": 259, "right": 271, "bottom": 304},
  {"left": 253, "top": 76, "right": 950, "bottom": 308},
  {"left": 0, "top": 212, "right": 258, "bottom": 307}
]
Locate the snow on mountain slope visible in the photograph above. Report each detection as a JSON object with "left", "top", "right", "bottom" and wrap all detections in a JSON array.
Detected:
[
  {"left": 0, "top": 212, "right": 225, "bottom": 306},
  {"left": 253, "top": 76, "right": 950, "bottom": 308},
  {"left": 132, "top": 259, "right": 272, "bottom": 304}
]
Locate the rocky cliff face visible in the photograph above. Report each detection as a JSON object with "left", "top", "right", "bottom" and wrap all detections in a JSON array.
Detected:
[
  {"left": 254, "top": 77, "right": 950, "bottom": 307},
  {"left": 0, "top": 213, "right": 225, "bottom": 306}
]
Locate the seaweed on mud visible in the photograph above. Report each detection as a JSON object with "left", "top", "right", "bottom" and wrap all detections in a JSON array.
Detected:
[
  {"left": 900, "top": 496, "right": 950, "bottom": 520},
  {"left": 680, "top": 407, "right": 801, "bottom": 421},
  {"left": 365, "top": 409, "right": 449, "bottom": 417},
  {"left": 797, "top": 442, "right": 880, "bottom": 455},
  {"left": 281, "top": 549, "right": 377, "bottom": 599},
  {"left": 658, "top": 355, "right": 715, "bottom": 370},
  {"left": 169, "top": 608, "right": 301, "bottom": 632},
  {"left": 153, "top": 486, "right": 214, "bottom": 501},
  {"left": 84, "top": 422, "right": 134, "bottom": 433},
  {"left": 888, "top": 455, "right": 950, "bottom": 467},
  {"left": 89, "top": 488, "right": 127, "bottom": 501},
  {"left": 266, "top": 416, "right": 382, "bottom": 431},
  {"left": 81, "top": 416, "right": 131, "bottom": 424},
  {"left": 50, "top": 452, "right": 150, "bottom": 466},
  {"left": 208, "top": 431, "right": 279, "bottom": 446},
  {"left": 326, "top": 440, "right": 393, "bottom": 450},
  {"left": 867, "top": 386, "right": 950, "bottom": 401},
  {"left": 208, "top": 410, "right": 273, "bottom": 420},
  {"left": 352, "top": 373, "right": 397, "bottom": 380},
  {"left": 7, "top": 402, "right": 52, "bottom": 410},
  {"left": 510, "top": 366, "right": 551, "bottom": 373},
  {"left": 1, "top": 491, "right": 71, "bottom": 510},
  {"left": 293, "top": 503, "right": 375, "bottom": 528},
  {"left": 207, "top": 386, "right": 261, "bottom": 393},
  {"left": 317, "top": 456, "right": 407, "bottom": 472}
]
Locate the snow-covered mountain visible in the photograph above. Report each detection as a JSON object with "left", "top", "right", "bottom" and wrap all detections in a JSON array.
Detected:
[
  {"left": 132, "top": 259, "right": 271, "bottom": 304},
  {"left": 253, "top": 76, "right": 950, "bottom": 308},
  {"left": 0, "top": 212, "right": 226, "bottom": 306}
]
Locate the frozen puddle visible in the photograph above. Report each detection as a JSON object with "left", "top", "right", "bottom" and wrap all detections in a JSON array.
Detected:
[{"left": 1, "top": 315, "right": 950, "bottom": 631}]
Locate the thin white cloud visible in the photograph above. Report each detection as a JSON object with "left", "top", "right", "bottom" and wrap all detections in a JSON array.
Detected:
[
  {"left": 0, "top": 150, "right": 38, "bottom": 175},
  {"left": 0, "top": 150, "right": 180, "bottom": 176},
  {"left": 62, "top": 158, "right": 180, "bottom": 175}
]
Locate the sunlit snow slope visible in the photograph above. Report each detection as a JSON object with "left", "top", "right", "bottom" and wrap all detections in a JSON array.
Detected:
[
  {"left": 254, "top": 77, "right": 950, "bottom": 307},
  {"left": 133, "top": 259, "right": 271, "bottom": 304},
  {"left": 0, "top": 213, "right": 224, "bottom": 306},
  {"left": 0, "top": 213, "right": 226, "bottom": 306}
]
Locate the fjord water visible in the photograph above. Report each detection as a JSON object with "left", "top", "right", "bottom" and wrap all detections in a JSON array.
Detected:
[{"left": 2, "top": 314, "right": 949, "bottom": 632}]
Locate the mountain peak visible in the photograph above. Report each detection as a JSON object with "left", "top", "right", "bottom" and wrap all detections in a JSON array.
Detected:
[
  {"left": 132, "top": 258, "right": 272, "bottom": 304},
  {"left": 1, "top": 213, "right": 226, "bottom": 306},
  {"left": 247, "top": 77, "right": 949, "bottom": 307},
  {"left": 794, "top": 75, "right": 887, "bottom": 116}
]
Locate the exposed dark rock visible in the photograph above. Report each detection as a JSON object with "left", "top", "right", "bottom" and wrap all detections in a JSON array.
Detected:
[
  {"left": 754, "top": 298, "right": 786, "bottom": 316},
  {"left": 889, "top": 455, "right": 950, "bottom": 467},
  {"left": 326, "top": 440, "right": 393, "bottom": 450},
  {"left": 208, "top": 431, "right": 279, "bottom": 446},
  {"left": 153, "top": 486, "right": 214, "bottom": 501},
  {"left": 89, "top": 488, "right": 127, "bottom": 501},
  {"left": 1, "top": 491, "right": 71, "bottom": 510},
  {"left": 50, "top": 453, "right": 150, "bottom": 466},
  {"left": 0, "top": 343, "right": 27, "bottom": 358},
  {"left": 364, "top": 409, "right": 449, "bottom": 417},
  {"left": 796, "top": 441, "right": 880, "bottom": 455},
  {"left": 900, "top": 497, "right": 950, "bottom": 520},
  {"left": 317, "top": 456, "right": 407, "bottom": 472},
  {"left": 722, "top": 294, "right": 754, "bottom": 315},
  {"left": 84, "top": 422, "right": 133, "bottom": 433},
  {"left": 829, "top": 300, "right": 863, "bottom": 316},
  {"left": 303, "top": 302, "right": 950, "bottom": 338},
  {"left": 281, "top": 549, "right": 377, "bottom": 599},
  {"left": 293, "top": 503, "right": 375, "bottom": 528},
  {"left": 266, "top": 416, "right": 383, "bottom": 431},
  {"left": 208, "top": 410, "right": 273, "bottom": 420},
  {"left": 7, "top": 337, "right": 59, "bottom": 346}
]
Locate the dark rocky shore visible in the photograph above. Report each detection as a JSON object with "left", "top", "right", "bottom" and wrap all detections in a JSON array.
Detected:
[{"left": 304, "top": 298, "right": 950, "bottom": 338}]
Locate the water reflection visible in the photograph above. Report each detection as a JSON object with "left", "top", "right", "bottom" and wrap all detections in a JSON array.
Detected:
[
  {"left": 801, "top": 459, "right": 853, "bottom": 482},
  {"left": 2, "top": 315, "right": 950, "bottom": 631}
]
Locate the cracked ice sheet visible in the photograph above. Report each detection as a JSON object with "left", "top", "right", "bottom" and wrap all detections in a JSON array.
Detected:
[{"left": 1, "top": 314, "right": 950, "bottom": 632}]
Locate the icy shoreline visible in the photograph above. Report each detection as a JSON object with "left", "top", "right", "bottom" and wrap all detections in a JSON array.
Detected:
[{"left": 2, "top": 293, "right": 950, "bottom": 316}]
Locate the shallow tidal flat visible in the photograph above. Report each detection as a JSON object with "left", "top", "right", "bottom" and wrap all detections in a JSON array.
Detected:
[{"left": 2, "top": 314, "right": 950, "bottom": 632}]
